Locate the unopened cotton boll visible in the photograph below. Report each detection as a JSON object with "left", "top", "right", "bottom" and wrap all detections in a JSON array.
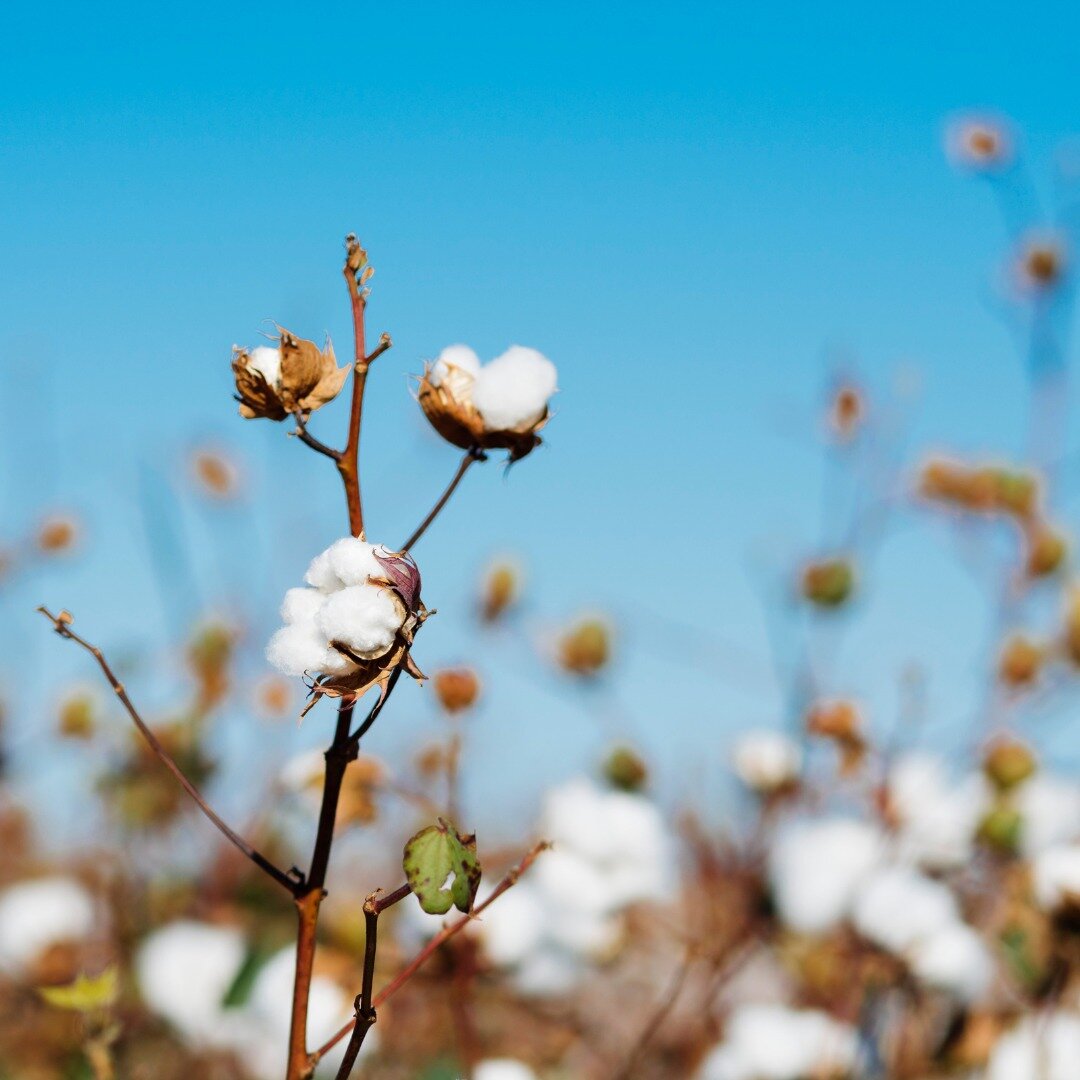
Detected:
[
  {"left": 1032, "top": 844, "right": 1080, "bottom": 910},
  {"left": 698, "top": 1004, "right": 860, "bottom": 1080},
  {"left": 909, "top": 921, "right": 994, "bottom": 1002},
  {"left": 988, "top": 1012, "right": 1080, "bottom": 1080},
  {"left": 732, "top": 730, "right": 802, "bottom": 793},
  {"left": 135, "top": 921, "right": 246, "bottom": 1044},
  {"left": 472, "top": 346, "right": 558, "bottom": 433},
  {"left": 315, "top": 585, "right": 403, "bottom": 657},
  {"left": 0, "top": 876, "right": 96, "bottom": 974},
  {"left": 852, "top": 866, "right": 959, "bottom": 956},
  {"left": 768, "top": 818, "right": 882, "bottom": 934},
  {"left": 474, "top": 1060, "right": 539, "bottom": 1080}
]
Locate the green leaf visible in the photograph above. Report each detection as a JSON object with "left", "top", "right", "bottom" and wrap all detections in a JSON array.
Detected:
[
  {"left": 39, "top": 968, "right": 119, "bottom": 1012},
  {"left": 403, "top": 817, "right": 482, "bottom": 915}
]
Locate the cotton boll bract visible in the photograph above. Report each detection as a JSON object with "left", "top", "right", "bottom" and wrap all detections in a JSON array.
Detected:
[
  {"left": 768, "top": 818, "right": 882, "bottom": 935},
  {"left": 472, "top": 346, "right": 558, "bottom": 433},
  {"left": 0, "top": 876, "right": 96, "bottom": 975},
  {"left": 135, "top": 920, "right": 246, "bottom": 1044}
]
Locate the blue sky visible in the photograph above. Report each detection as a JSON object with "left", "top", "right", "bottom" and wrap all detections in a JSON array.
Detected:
[{"left": 3, "top": 2, "right": 1080, "bottom": 840}]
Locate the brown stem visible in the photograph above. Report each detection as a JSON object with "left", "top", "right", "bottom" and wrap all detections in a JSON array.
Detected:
[
  {"left": 314, "top": 842, "right": 550, "bottom": 1066},
  {"left": 292, "top": 412, "right": 342, "bottom": 461},
  {"left": 36, "top": 607, "right": 302, "bottom": 896},
  {"left": 401, "top": 448, "right": 486, "bottom": 552}
]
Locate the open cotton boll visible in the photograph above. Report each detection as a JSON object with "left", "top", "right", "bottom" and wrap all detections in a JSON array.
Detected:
[
  {"left": 136, "top": 920, "right": 246, "bottom": 1044},
  {"left": 472, "top": 346, "right": 557, "bottom": 432},
  {"left": 732, "top": 730, "right": 802, "bottom": 793},
  {"left": 1016, "top": 775, "right": 1080, "bottom": 854},
  {"left": 0, "top": 876, "right": 96, "bottom": 974},
  {"left": 326, "top": 537, "right": 394, "bottom": 587},
  {"left": 315, "top": 584, "right": 404, "bottom": 657},
  {"left": 512, "top": 945, "right": 585, "bottom": 997},
  {"left": 852, "top": 865, "right": 958, "bottom": 955},
  {"left": 768, "top": 818, "right": 882, "bottom": 934},
  {"left": 431, "top": 344, "right": 482, "bottom": 390},
  {"left": 909, "top": 921, "right": 994, "bottom": 1002},
  {"left": 267, "top": 623, "right": 337, "bottom": 677},
  {"left": 281, "top": 587, "right": 325, "bottom": 626},
  {"left": 699, "top": 1004, "right": 860, "bottom": 1080},
  {"left": 247, "top": 345, "right": 282, "bottom": 387},
  {"left": 476, "top": 880, "right": 547, "bottom": 966},
  {"left": 988, "top": 1012, "right": 1080, "bottom": 1080},
  {"left": 1032, "top": 844, "right": 1080, "bottom": 910},
  {"left": 474, "top": 1060, "right": 539, "bottom": 1080}
]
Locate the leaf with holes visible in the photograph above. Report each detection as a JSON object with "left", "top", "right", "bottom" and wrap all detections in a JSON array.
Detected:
[{"left": 403, "top": 818, "right": 482, "bottom": 915}]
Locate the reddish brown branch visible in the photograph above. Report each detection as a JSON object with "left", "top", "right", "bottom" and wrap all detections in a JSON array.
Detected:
[
  {"left": 314, "top": 842, "right": 550, "bottom": 1069},
  {"left": 292, "top": 411, "right": 342, "bottom": 461},
  {"left": 338, "top": 236, "right": 370, "bottom": 538},
  {"left": 36, "top": 607, "right": 301, "bottom": 896},
  {"left": 401, "top": 447, "right": 486, "bottom": 552}
]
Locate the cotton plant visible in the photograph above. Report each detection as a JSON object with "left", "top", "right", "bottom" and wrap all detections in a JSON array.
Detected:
[{"left": 38, "top": 233, "right": 559, "bottom": 1080}]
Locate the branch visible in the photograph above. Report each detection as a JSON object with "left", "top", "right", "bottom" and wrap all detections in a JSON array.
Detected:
[
  {"left": 314, "top": 842, "right": 550, "bottom": 1069},
  {"left": 36, "top": 607, "right": 302, "bottom": 896},
  {"left": 291, "top": 412, "right": 342, "bottom": 461},
  {"left": 401, "top": 448, "right": 486, "bottom": 552},
  {"left": 338, "top": 235, "right": 371, "bottom": 538},
  {"left": 366, "top": 332, "right": 392, "bottom": 365}
]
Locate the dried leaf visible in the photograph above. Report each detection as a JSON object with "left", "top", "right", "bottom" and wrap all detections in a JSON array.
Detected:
[{"left": 403, "top": 818, "right": 482, "bottom": 915}]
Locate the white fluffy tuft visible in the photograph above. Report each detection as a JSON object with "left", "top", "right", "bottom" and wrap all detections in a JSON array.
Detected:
[
  {"left": 280, "top": 587, "right": 324, "bottom": 626},
  {"left": 852, "top": 865, "right": 958, "bottom": 955},
  {"left": 246, "top": 345, "right": 282, "bottom": 387},
  {"left": 430, "top": 344, "right": 481, "bottom": 389},
  {"left": 472, "top": 346, "right": 558, "bottom": 432},
  {"left": 0, "top": 877, "right": 96, "bottom": 974},
  {"left": 732, "top": 730, "right": 802, "bottom": 793},
  {"left": 315, "top": 585, "right": 403, "bottom": 655}
]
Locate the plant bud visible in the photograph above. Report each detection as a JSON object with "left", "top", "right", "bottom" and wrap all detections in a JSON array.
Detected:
[
  {"left": 978, "top": 803, "right": 1023, "bottom": 854},
  {"left": 998, "top": 635, "right": 1042, "bottom": 687},
  {"left": 602, "top": 745, "right": 649, "bottom": 792},
  {"left": 1015, "top": 235, "right": 1067, "bottom": 293},
  {"left": 192, "top": 449, "right": 240, "bottom": 499},
  {"left": 433, "top": 668, "right": 481, "bottom": 714},
  {"left": 58, "top": 691, "right": 97, "bottom": 740},
  {"left": 479, "top": 560, "right": 520, "bottom": 622},
  {"left": 946, "top": 115, "right": 1013, "bottom": 172},
  {"left": 558, "top": 617, "right": 611, "bottom": 677},
  {"left": 801, "top": 557, "right": 855, "bottom": 608},
  {"left": 984, "top": 737, "right": 1038, "bottom": 791}
]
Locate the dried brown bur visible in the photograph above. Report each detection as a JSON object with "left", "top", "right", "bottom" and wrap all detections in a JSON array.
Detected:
[
  {"left": 997, "top": 635, "right": 1043, "bottom": 688},
  {"left": 417, "top": 363, "right": 548, "bottom": 462},
  {"left": 233, "top": 327, "right": 350, "bottom": 421},
  {"left": 433, "top": 668, "right": 481, "bottom": 714},
  {"left": 806, "top": 700, "right": 867, "bottom": 776}
]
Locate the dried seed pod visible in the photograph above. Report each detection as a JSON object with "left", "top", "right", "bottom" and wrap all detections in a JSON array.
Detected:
[
  {"left": 602, "top": 745, "right": 649, "bottom": 793},
  {"left": 1025, "top": 523, "right": 1067, "bottom": 578},
  {"left": 946, "top": 115, "right": 1013, "bottom": 172},
  {"left": 558, "top": 617, "right": 611, "bottom": 677},
  {"left": 479, "top": 560, "right": 520, "bottom": 622},
  {"left": 984, "top": 737, "right": 1038, "bottom": 791},
  {"left": 1015, "top": 235, "right": 1068, "bottom": 293},
  {"left": 801, "top": 557, "right": 855, "bottom": 608},
  {"left": 37, "top": 515, "right": 80, "bottom": 555},
  {"left": 806, "top": 700, "right": 867, "bottom": 775},
  {"left": 998, "top": 635, "right": 1042, "bottom": 687},
  {"left": 433, "top": 668, "right": 481, "bottom": 714},
  {"left": 829, "top": 384, "right": 864, "bottom": 440}
]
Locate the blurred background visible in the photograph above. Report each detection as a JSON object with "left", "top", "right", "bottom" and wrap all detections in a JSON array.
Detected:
[{"left": 3, "top": 4, "right": 1080, "bottom": 1078}]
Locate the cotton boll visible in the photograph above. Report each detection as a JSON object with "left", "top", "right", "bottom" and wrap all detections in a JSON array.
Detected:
[
  {"left": 305, "top": 549, "right": 343, "bottom": 593},
  {"left": 852, "top": 865, "right": 958, "bottom": 955},
  {"left": 267, "top": 623, "right": 334, "bottom": 677},
  {"left": 732, "top": 730, "right": 802, "bottom": 793},
  {"left": 768, "top": 818, "right": 882, "bottom": 934},
  {"left": 988, "top": 1013, "right": 1080, "bottom": 1080},
  {"left": 512, "top": 945, "right": 585, "bottom": 997},
  {"left": 546, "top": 905, "right": 622, "bottom": 958},
  {"left": 247, "top": 345, "right": 282, "bottom": 387},
  {"left": 542, "top": 779, "right": 612, "bottom": 862},
  {"left": 1032, "top": 844, "right": 1080, "bottom": 910},
  {"left": 315, "top": 585, "right": 404, "bottom": 658},
  {"left": 1017, "top": 775, "right": 1080, "bottom": 854},
  {"left": 533, "top": 846, "right": 618, "bottom": 917},
  {"left": 699, "top": 1005, "right": 860, "bottom": 1080},
  {"left": 474, "top": 1060, "right": 538, "bottom": 1080},
  {"left": 909, "top": 921, "right": 994, "bottom": 1002},
  {"left": 325, "top": 538, "right": 392, "bottom": 587},
  {"left": 476, "top": 880, "right": 547, "bottom": 965},
  {"left": 472, "top": 346, "right": 557, "bottom": 432},
  {"left": 281, "top": 587, "right": 325, "bottom": 626},
  {"left": 431, "top": 344, "right": 481, "bottom": 392},
  {"left": 0, "top": 877, "right": 96, "bottom": 974},
  {"left": 135, "top": 921, "right": 246, "bottom": 1044}
]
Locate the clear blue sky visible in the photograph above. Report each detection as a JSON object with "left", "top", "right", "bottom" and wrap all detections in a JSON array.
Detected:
[{"left": 3, "top": 2, "right": 1080, "bottom": 840}]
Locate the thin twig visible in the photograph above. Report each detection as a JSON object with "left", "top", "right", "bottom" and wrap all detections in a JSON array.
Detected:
[
  {"left": 401, "top": 447, "right": 486, "bottom": 552},
  {"left": 36, "top": 607, "right": 302, "bottom": 896},
  {"left": 366, "top": 332, "right": 393, "bottom": 365},
  {"left": 314, "top": 842, "right": 550, "bottom": 1067},
  {"left": 291, "top": 412, "right": 342, "bottom": 461},
  {"left": 338, "top": 235, "right": 370, "bottom": 538}
]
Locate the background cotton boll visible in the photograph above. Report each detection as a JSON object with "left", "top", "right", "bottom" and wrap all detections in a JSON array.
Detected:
[
  {"left": 533, "top": 846, "right": 620, "bottom": 916},
  {"left": 541, "top": 778, "right": 613, "bottom": 861},
  {"left": 474, "top": 1060, "right": 539, "bottom": 1080},
  {"left": 266, "top": 622, "right": 333, "bottom": 677},
  {"left": 280, "top": 586, "right": 325, "bottom": 626},
  {"left": 768, "top": 818, "right": 882, "bottom": 934},
  {"left": 431, "top": 344, "right": 482, "bottom": 390},
  {"left": 325, "top": 537, "right": 392, "bottom": 587},
  {"left": 1032, "top": 844, "right": 1080, "bottom": 909},
  {"left": 1016, "top": 775, "right": 1080, "bottom": 854},
  {"left": 909, "top": 921, "right": 994, "bottom": 1002},
  {"left": 851, "top": 866, "right": 958, "bottom": 955},
  {"left": 135, "top": 920, "right": 246, "bottom": 1044},
  {"left": 512, "top": 946, "right": 585, "bottom": 997},
  {"left": 246, "top": 344, "right": 282, "bottom": 386},
  {"left": 0, "top": 876, "right": 96, "bottom": 974},
  {"left": 476, "top": 881, "right": 547, "bottom": 966},
  {"left": 315, "top": 584, "right": 404, "bottom": 656},
  {"left": 988, "top": 1012, "right": 1080, "bottom": 1080},
  {"left": 472, "top": 345, "right": 557, "bottom": 432},
  {"left": 732, "top": 730, "right": 802, "bottom": 792},
  {"left": 546, "top": 905, "right": 622, "bottom": 957}
]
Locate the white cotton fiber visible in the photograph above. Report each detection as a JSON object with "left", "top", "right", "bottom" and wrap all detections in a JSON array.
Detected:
[
  {"left": 0, "top": 877, "right": 96, "bottom": 974},
  {"left": 431, "top": 344, "right": 481, "bottom": 389},
  {"left": 472, "top": 346, "right": 557, "bottom": 432},
  {"left": 909, "top": 921, "right": 994, "bottom": 1002},
  {"left": 266, "top": 623, "right": 333, "bottom": 677},
  {"left": 326, "top": 538, "right": 391, "bottom": 587},
  {"left": 304, "top": 549, "right": 341, "bottom": 592},
  {"left": 1033, "top": 844, "right": 1080, "bottom": 910},
  {"left": 247, "top": 345, "right": 282, "bottom": 387},
  {"left": 852, "top": 866, "right": 958, "bottom": 955},
  {"left": 733, "top": 730, "right": 802, "bottom": 793},
  {"left": 474, "top": 1060, "right": 539, "bottom": 1080},
  {"left": 280, "top": 587, "right": 324, "bottom": 626},
  {"left": 315, "top": 585, "right": 403, "bottom": 656}
]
